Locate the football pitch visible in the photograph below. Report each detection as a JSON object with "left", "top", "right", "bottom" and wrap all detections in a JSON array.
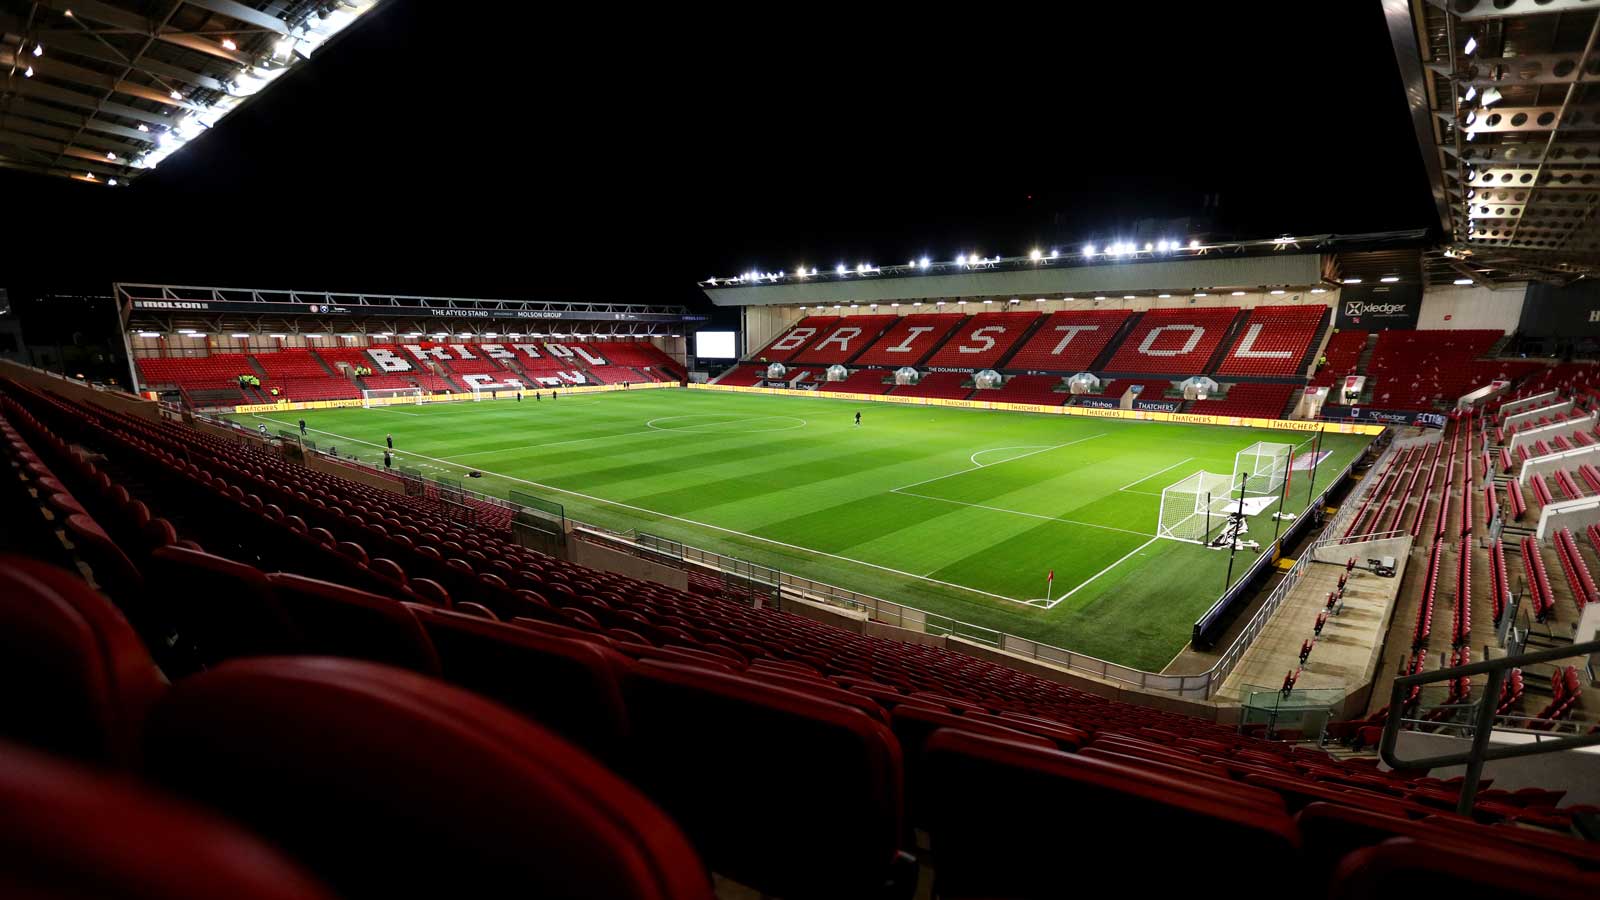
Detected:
[{"left": 231, "top": 388, "right": 1371, "bottom": 671}]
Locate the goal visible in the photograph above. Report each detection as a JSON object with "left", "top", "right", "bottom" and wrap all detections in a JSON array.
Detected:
[
  {"left": 362, "top": 387, "right": 424, "bottom": 408},
  {"left": 1234, "top": 441, "right": 1293, "bottom": 497},
  {"left": 470, "top": 383, "right": 515, "bottom": 402},
  {"left": 1157, "top": 471, "right": 1239, "bottom": 543}
]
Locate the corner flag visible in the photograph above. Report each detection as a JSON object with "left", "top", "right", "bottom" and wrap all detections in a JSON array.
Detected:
[{"left": 1046, "top": 569, "right": 1054, "bottom": 598}]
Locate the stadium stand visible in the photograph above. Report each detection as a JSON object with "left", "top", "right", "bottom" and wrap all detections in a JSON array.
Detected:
[
  {"left": 5, "top": 372, "right": 1600, "bottom": 897},
  {"left": 920, "top": 310, "right": 1040, "bottom": 369},
  {"left": 819, "top": 368, "right": 894, "bottom": 394},
  {"left": 1103, "top": 307, "right": 1240, "bottom": 374},
  {"left": 135, "top": 354, "right": 262, "bottom": 404},
  {"left": 984, "top": 374, "right": 1069, "bottom": 405},
  {"left": 1311, "top": 329, "right": 1369, "bottom": 387},
  {"left": 749, "top": 315, "right": 836, "bottom": 362},
  {"left": 717, "top": 363, "right": 770, "bottom": 387},
  {"left": 792, "top": 315, "right": 897, "bottom": 364},
  {"left": 1004, "top": 309, "right": 1131, "bottom": 373},
  {"left": 1187, "top": 383, "right": 1298, "bottom": 419},
  {"left": 1215, "top": 305, "right": 1327, "bottom": 377},
  {"left": 852, "top": 313, "right": 964, "bottom": 367},
  {"left": 1363, "top": 330, "right": 1515, "bottom": 410},
  {"left": 891, "top": 371, "right": 973, "bottom": 400},
  {"left": 589, "top": 341, "right": 685, "bottom": 381}
]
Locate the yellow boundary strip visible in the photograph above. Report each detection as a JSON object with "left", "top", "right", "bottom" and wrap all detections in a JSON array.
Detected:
[
  {"left": 686, "top": 382, "right": 1384, "bottom": 435},
  {"left": 233, "top": 380, "right": 672, "bottom": 414}
]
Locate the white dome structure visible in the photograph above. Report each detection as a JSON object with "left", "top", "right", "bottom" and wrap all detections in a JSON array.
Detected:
[
  {"left": 826, "top": 364, "right": 849, "bottom": 382},
  {"left": 974, "top": 369, "right": 1003, "bottom": 389},
  {"left": 765, "top": 362, "right": 788, "bottom": 381},
  {"left": 894, "top": 367, "right": 920, "bottom": 386},
  {"left": 1067, "top": 372, "right": 1102, "bottom": 394}
]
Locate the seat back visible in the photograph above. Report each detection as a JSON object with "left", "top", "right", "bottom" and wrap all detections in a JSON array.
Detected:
[
  {"left": 0, "top": 739, "right": 336, "bottom": 900},
  {"left": 0, "top": 556, "right": 166, "bottom": 765},
  {"left": 921, "top": 728, "right": 1300, "bottom": 897},
  {"left": 141, "top": 657, "right": 712, "bottom": 900},
  {"left": 266, "top": 573, "right": 441, "bottom": 674},
  {"left": 406, "top": 604, "right": 632, "bottom": 761},
  {"left": 622, "top": 660, "right": 906, "bottom": 899},
  {"left": 147, "top": 546, "right": 303, "bottom": 664},
  {"left": 1330, "top": 838, "right": 1599, "bottom": 899}
]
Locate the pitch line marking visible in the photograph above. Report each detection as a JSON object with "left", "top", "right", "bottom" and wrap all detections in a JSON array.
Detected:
[
  {"left": 969, "top": 445, "right": 1055, "bottom": 468},
  {"left": 645, "top": 414, "right": 808, "bottom": 433},
  {"left": 1117, "top": 456, "right": 1195, "bottom": 492},
  {"left": 889, "top": 489, "right": 1153, "bottom": 538},
  {"left": 891, "top": 432, "right": 1108, "bottom": 492},
  {"left": 1040, "top": 537, "right": 1161, "bottom": 609},
  {"left": 247, "top": 414, "right": 1043, "bottom": 607}
]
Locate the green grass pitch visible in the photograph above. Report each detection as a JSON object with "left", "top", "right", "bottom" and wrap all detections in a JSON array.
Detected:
[{"left": 231, "top": 388, "right": 1371, "bottom": 671}]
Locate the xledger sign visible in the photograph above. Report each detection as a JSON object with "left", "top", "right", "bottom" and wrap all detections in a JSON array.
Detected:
[{"left": 1334, "top": 284, "right": 1420, "bottom": 331}]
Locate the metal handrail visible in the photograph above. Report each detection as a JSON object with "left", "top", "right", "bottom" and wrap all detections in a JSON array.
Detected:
[{"left": 1378, "top": 637, "right": 1600, "bottom": 815}]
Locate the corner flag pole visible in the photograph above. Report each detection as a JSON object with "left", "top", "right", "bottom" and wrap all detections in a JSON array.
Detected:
[{"left": 1045, "top": 569, "right": 1054, "bottom": 601}]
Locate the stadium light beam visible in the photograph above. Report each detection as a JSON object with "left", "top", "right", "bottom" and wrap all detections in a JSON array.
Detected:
[{"left": 1454, "top": 278, "right": 1474, "bottom": 285}]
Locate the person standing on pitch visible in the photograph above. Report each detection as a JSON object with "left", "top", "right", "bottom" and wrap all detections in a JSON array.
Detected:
[
  {"left": 298, "top": 418, "right": 307, "bottom": 436},
  {"left": 535, "top": 391, "right": 542, "bottom": 402},
  {"left": 386, "top": 433, "right": 394, "bottom": 450},
  {"left": 516, "top": 391, "right": 523, "bottom": 403},
  {"left": 854, "top": 411, "right": 861, "bottom": 427}
]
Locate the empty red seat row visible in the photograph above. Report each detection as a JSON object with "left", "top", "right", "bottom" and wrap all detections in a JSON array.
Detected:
[
  {"left": 1521, "top": 537, "right": 1556, "bottom": 622},
  {"left": 984, "top": 374, "right": 1069, "bottom": 406},
  {"left": 1005, "top": 309, "right": 1130, "bottom": 372},
  {"left": 891, "top": 371, "right": 973, "bottom": 400},
  {"left": 1215, "top": 305, "right": 1326, "bottom": 378},
  {"left": 1103, "top": 306, "right": 1239, "bottom": 375},
  {"left": 1187, "top": 383, "right": 1297, "bottom": 419},
  {"left": 792, "top": 315, "right": 897, "bottom": 364},
  {"left": 850, "top": 314, "right": 965, "bottom": 367},
  {"left": 1555, "top": 528, "right": 1596, "bottom": 613},
  {"left": 921, "top": 311, "right": 1040, "bottom": 369},
  {"left": 1310, "top": 329, "right": 1368, "bottom": 387},
  {"left": 817, "top": 369, "right": 894, "bottom": 394},
  {"left": 1414, "top": 540, "right": 1442, "bottom": 649}
]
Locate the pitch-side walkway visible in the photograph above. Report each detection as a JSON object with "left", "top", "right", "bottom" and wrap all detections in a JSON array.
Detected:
[{"left": 1214, "top": 535, "right": 1412, "bottom": 703}]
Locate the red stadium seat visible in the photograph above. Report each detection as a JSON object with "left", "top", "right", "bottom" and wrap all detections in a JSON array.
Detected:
[
  {"left": 0, "top": 555, "right": 167, "bottom": 766},
  {"left": 1104, "top": 307, "right": 1240, "bottom": 375},
  {"left": 141, "top": 657, "right": 713, "bottom": 900},
  {"left": 0, "top": 739, "right": 338, "bottom": 900},
  {"left": 921, "top": 310, "right": 1040, "bottom": 369},
  {"left": 1006, "top": 308, "right": 1131, "bottom": 373},
  {"left": 853, "top": 313, "right": 965, "bottom": 367}
]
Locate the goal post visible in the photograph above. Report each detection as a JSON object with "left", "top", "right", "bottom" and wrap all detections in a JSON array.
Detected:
[
  {"left": 361, "top": 387, "right": 424, "bottom": 408},
  {"left": 1157, "top": 471, "right": 1238, "bottom": 543},
  {"left": 1234, "top": 441, "right": 1293, "bottom": 497}
]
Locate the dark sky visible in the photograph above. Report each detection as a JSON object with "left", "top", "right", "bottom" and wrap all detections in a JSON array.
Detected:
[{"left": 5, "top": 0, "right": 1436, "bottom": 310}]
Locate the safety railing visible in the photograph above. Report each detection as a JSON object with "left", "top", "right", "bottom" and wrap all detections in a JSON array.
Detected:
[{"left": 1378, "top": 637, "right": 1600, "bottom": 815}]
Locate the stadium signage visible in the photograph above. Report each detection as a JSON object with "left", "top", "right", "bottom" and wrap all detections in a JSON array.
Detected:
[
  {"left": 1075, "top": 397, "right": 1119, "bottom": 410},
  {"left": 1333, "top": 284, "right": 1420, "bottom": 330},
  {"left": 690, "top": 383, "right": 1384, "bottom": 434},
  {"left": 130, "top": 298, "right": 691, "bottom": 322},
  {"left": 1132, "top": 399, "right": 1182, "bottom": 413},
  {"left": 1320, "top": 406, "right": 1447, "bottom": 429}
]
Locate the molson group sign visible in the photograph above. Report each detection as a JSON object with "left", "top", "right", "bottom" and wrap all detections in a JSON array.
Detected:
[{"left": 690, "top": 384, "right": 1384, "bottom": 435}]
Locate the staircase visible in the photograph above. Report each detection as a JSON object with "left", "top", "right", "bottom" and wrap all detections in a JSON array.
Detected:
[
  {"left": 1200, "top": 309, "right": 1252, "bottom": 374},
  {"left": 1087, "top": 313, "right": 1142, "bottom": 372},
  {"left": 1299, "top": 307, "right": 1335, "bottom": 379},
  {"left": 994, "top": 314, "right": 1052, "bottom": 370}
]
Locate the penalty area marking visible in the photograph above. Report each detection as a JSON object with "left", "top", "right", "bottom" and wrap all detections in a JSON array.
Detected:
[{"left": 645, "top": 414, "right": 808, "bottom": 434}]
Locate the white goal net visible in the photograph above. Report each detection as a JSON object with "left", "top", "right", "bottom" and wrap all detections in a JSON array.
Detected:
[
  {"left": 1157, "top": 471, "right": 1239, "bottom": 543},
  {"left": 1234, "top": 441, "right": 1293, "bottom": 497},
  {"left": 362, "top": 387, "right": 424, "bottom": 408}
]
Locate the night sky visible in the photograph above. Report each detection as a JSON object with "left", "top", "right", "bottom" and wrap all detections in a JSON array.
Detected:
[{"left": 4, "top": 1, "right": 1436, "bottom": 313}]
